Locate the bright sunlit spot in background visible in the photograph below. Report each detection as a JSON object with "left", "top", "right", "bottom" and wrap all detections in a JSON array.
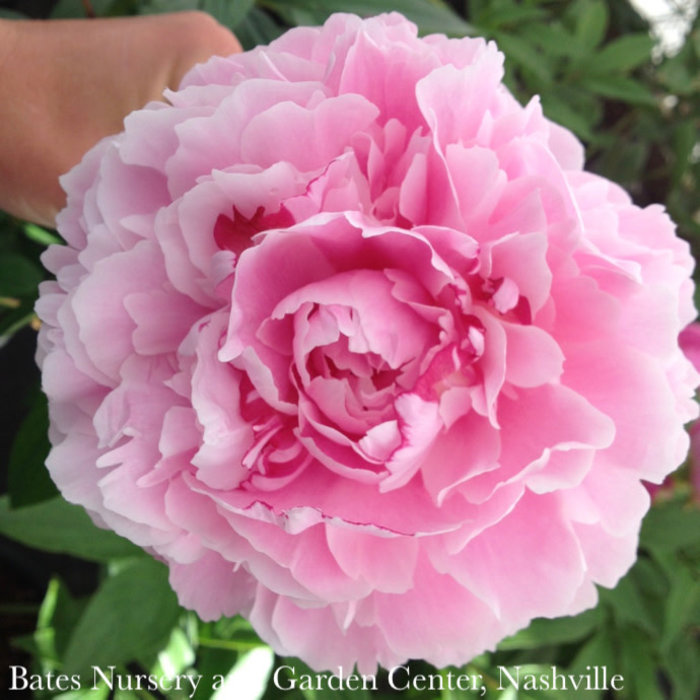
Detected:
[
  {"left": 211, "top": 646, "right": 275, "bottom": 700},
  {"left": 630, "top": 0, "right": 698, "bottom": 54}
]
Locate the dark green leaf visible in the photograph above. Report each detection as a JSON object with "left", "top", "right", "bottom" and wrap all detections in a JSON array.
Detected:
[
  {"left": 103, "top": 0, "right": 143, "bottom": 17},
  {"left": 36, "top": 578, "right": 86, "bottom": 661},
  {"left": 617, "top": 626, "right": 662, "bottom": 700},
  {"left": 586, "top": 33, "right": 654, "bottom": 74},
  {"left": 263, "top": 5, "right": 317, "bottom": 28},
  {"left": 0, "top": 302, "right": 35, "bottom": 343},
  {"left": 554, "top": 632, "right": 615, "bottom": 700},
  {"left": 211, "top": 614, "right": 263, "bottom": 646},
  {"left": 0, "top": 253, "right": 43, "bottom": 297},
  {"left": 497, "top": 608, "right": 601, "bottom": 650},
  {"left": 554, "top": 85, "right": 604, "bottom": 130},
  {"left": 0, "top": 495, "right": 142, "bottom": 562},
  {"left": 580, "top": 74, "right": 656, "bottom": 105},
  {"left": 519, "top": 24, "right": 583, "bottom": 60},
  {"left": 573, "top": 0, "right": 608, "bottom": 49},
  {"left": 494, "top": 32, "right": 552, "bottom": 87},
  {"left": 671, "top": 120, "right": 698, "bottom": 186},
  {"left": 571, "top": 628, "right": 616, "bottom": 668},
  {"left": 264, "top": 0, "right": 473, "bottom": 37},
  {"left": 600, "top": 570, "right": 658, "bottom": 634},
  {"left": 661, "top": 565, "right": 699, "bottom": 651},
  {"left": 662, "top": 635, "right": 700, "bottom": 700},
  {"left": 51, "top": 0, "right": 116, "bottom": 17},
  {"left": 7, "top": 393, "right": 58, "bottom": 507},
  {"left": 202, "top": 0, "right": 255, "bottom": 29},
  {"left": 540, "top": 92, "right": 594, "bottom": 141},
  {"left": 632, "top": 556, "right": 669, "bottom": 601},
  {"left": 476, "top": 3, "right": 546, "bottom": 30},
  {"left": 593, "top": 139, "right": 649, "bottom": 187},
  {"left": 656, "top": 52, "right": 700, "bottom": 95},
  {"left": 63, "top": 558, "right": 181, "bottom": 677},
  {"left": 640, "top": 501, "right": 700, "bottom": 554},
  {"left": 10, "top": 633, "right": 40, "bottom": 658},
  {"left": 235, "top": 6, "right": 284, "bottom": 49},
  {"left": 138, "top": 0, "right": 199, "bottom": 15}
]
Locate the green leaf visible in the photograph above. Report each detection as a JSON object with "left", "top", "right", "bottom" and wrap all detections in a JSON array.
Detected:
[
  {"left": 211, "top": 614, "right": 262, "bottom": 646},
  {"left": 8, "top": 393, "right": 58, "bottom": 508},
  {"left": 0, "top": 301, "right": 35, "bottom": 343},
  {"left": 662, "top": 635, "right": 700, "bottom": 700},
  {"left": 573, "top": 0, "right": 608, "bottom": 49},
  {"left": 150, "top": 627, "right": 195, "bottom": 679},
  {"left": 671, "top": 120, "right": 698, "bottom": 186},
  {"left": 632, "top": 556, "right": 669, "bottom": 600},
  {"left": 656, "top": 51, "right": 700, "bottom": 96},
  {"left": 24, "top": 223, "right": 63, "bottom": 247},
  {"left": 476, "top": 3, "right": 546, "bottom": 30},
  {"left": 192, "top": 646, "right": 239, "bottom": 700},
  {"left": 0, "top": 253, "right": 43, "bottom": 297},
  {"left": 548, "top": 633, "right": 615, "bottom": 700},
  {"left": 519, "top": 24, "right": 583, "bottom": 60},
  {"left": 0, "top": 496, "right": 142, "bottom": 562},
  {"left": 493, "top": 32, "right": 552, "bottom": 87},
  {"left": 138, "top": 0, "right": 199, "bottom": 15},
  {"left": 600, "top": 570, "right": 658, "bottom": 634},
  {"left": 594, "top": 139, "right": 649, "bottom": 188},
  {"left": 264, "top": 0, "right": 473, "bottom": 37},
  {"left": 202, "top": 0, "right": 256, "bottom": 29},
  {"left": 540, "top": 92, "right": 594, "bottom": 141},
  {"left": 571, "top": 628, "right": 616, "bottom": 667},
  {"left": 36, "top": 578, "right": 86, "bottom": 663},
  {"left": 617, "top": 626, "right": 663, "bottom": 700},
  {"left": 580, "top": 74, "right": 656, "bottom": 105},
  {"left": 586, "top": 33, "right": 654, "bottom": 74},
  {"left": 553, "top": 84, "right": 604, "bottom": 129},
  {"left": 51, "top": 0, "right": 117, "bottom": 18},
  {"left": 640, "top": 501, "right": 700, "bottom": 554},
  {"left": 63, "top": 558, "right": 182, "bottom": 677},
  {"left": 234, "top": 6, "right": 284, "bottom": 49},
  {"left": 497, "top": 608, "right": 601, "bottom": 650},
  {"left": 661, "top": 564, "right": 700, "bottom": 651}
]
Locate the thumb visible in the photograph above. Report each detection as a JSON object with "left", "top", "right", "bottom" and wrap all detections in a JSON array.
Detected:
[{"left": 0, "top": 12, "right": 242, "bottom": 227}]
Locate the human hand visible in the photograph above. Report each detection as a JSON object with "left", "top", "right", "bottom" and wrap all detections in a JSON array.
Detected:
[{"left": 0, "top": 12, "right": 241, "bottom": 227}]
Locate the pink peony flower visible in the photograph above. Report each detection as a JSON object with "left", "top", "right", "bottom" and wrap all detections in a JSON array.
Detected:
[{"left": 36, "top": 13, "right": 699, "bottom": 671}]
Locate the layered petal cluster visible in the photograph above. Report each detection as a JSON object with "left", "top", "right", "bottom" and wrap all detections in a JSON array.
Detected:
[{"left": 37, "top": 12, "right": 699, "bottom": 671}]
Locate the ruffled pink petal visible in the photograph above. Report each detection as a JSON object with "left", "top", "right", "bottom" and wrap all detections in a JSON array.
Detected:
[
  {"left": 170, "top": 551, "right": 255, "bottom": 620},
  {"left": 421, "top": 411, "right": 500, "bottom": 505},
  {"left": 446, "top": 491, "right": 586, "bottom": 626}
]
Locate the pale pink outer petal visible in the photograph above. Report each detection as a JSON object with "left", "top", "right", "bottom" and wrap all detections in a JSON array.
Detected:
[{"left": 170, "top": 551, "right": 256, "bottom": 620}]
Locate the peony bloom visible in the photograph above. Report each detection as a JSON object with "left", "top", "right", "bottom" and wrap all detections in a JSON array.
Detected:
[{"left": 36, "top": 13, "right": 698, "bottom": 671}]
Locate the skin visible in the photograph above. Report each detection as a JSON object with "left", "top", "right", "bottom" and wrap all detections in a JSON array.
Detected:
[{"left": 0, "top": 12, "right": 242, "bottom": 227}]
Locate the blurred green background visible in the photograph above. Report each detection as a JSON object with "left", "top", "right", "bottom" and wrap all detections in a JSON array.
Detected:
[{"left": 0, "top": 1, "right": 698, "bottom": 698}]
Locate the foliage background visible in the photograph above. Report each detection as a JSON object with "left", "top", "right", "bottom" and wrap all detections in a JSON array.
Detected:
[{"left": 0, "top": 0, "right": 699, "bottom": 698}]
